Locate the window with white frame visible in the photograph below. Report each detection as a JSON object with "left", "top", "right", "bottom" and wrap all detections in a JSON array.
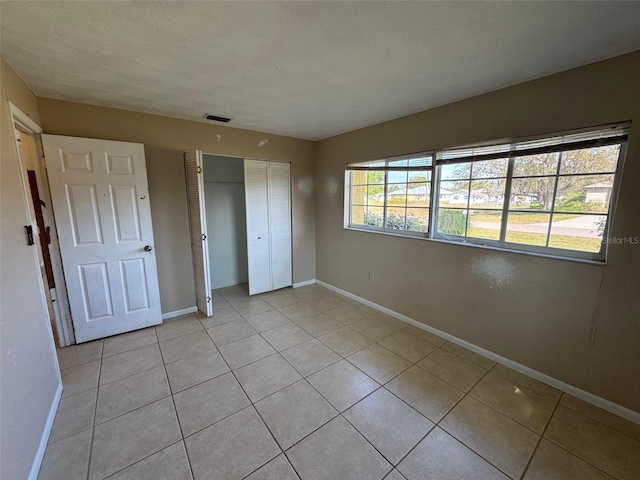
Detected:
[
  {"left": 345, "top": 124, "right": 628, "bottom": 262},
  {"left": 348, "top": 155, "right": 433, "bottom": 234}
]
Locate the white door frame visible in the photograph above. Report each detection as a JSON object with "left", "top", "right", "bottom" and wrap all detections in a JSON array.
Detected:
[{"left": 8, "top": 102, "right": 74, "bottom": 346}]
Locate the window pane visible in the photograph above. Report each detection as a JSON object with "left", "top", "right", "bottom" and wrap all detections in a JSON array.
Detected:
[
  {"left": 406, "top": 208, "right": 429, "bottom": 233},
  {"left": 408, "top": 156, "right": 433, "bottom": 167},
  {"left": 408, "top": 171, "right": 431, "bottom": 182},
  {"left": 388, "top": 170, "right": 407, "bottom": 183},
  {"left": 440, "top": 180, "right": 470, "bottom": 208},
  {"left": 510, "top": 176, "right": 555, "bottom": 210},
  {"left": 471, "top": 158, "right": 509, "bottom": 178},
  {"left": 386, "top": 187, "right": 407, "bottom": 207},
  {"left": 440, "top": 163, "right": 471, "bottom": 180},
  {"left": 351, "top": 170, "right": 368, "bottom": 185},
  {"left": 388, "top": 159, "right": 408, "bottom": 167},
  {"left": 366, "top": 184, "right": 384, "bottom": 204},
  {"left": 548, "top": 214, "right": 604, "bottom": 253},
  {"left": 407, "top": 183, "right": 430, "bottom": 208},
  {"left": 505, "top": 212, "right": 550, "bottom": 246},
  {"left": 351, "top": 184, "right": 368, "bottom": 206},
  {"left": 364, "top": 206, "right": 383, "bottom": 227},
  {"left": 559, "top": 145, "right": 619, "bottom": 175},
  {"left": 438, "top": 208, "right": 467, "bottom": 236},
  {"left": 467, "top": 210, "right": 502, "bottom": 241},
  {"left": 351, "top": 205, "right": 365, "bottom": 225},
  {"left": 470, "top": 179, "right": 505, "bottom": 209},
  {"left": 385, "top": 209, "right": 407, "bottom": 230},
  {"left": 555, "top": 174, "right": 614, "bottom": 213},
  {"left": 366, "top": 171, "right": 385, "bottom": 184},
  {"left": 513, "top": 152, "right": 559, "bottom": 177},
  {"left": 367, "top": 160, "right": 385, "bottom": 168},
  {"left": 440, "top": 144, "right": 510, "bottom": 162}
]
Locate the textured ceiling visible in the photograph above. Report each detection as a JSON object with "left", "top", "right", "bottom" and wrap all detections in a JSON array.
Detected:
[{"left": 2, "top": 1, "right": 640, "bottom": 140}]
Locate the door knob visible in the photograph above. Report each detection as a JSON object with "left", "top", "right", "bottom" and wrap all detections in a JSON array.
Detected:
[{"left": 144, "top": 245, "right": 152, "bottom": 252}]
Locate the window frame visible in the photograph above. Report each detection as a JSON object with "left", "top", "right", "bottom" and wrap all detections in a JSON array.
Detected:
[
  {"left": 344, "top": 124, "right": 629, "bottom": 263},
  {"left": 346, "top": 152, "right": 434, "bottom": 238}
]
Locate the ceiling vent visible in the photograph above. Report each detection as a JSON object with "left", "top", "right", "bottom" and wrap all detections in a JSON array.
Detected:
[{"left": 204, "top": 114, "right": 232, "bottom": 123}]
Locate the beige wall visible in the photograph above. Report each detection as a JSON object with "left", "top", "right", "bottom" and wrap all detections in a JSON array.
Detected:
[
  {"left": 37, "top": 99, "right": 317, "bottom": 313},
  {"left": 1, "top": 57, "right": 61, "bottom": 479},
  {"left": 315, "top": 51, "right": 640, "bottom": 412}
]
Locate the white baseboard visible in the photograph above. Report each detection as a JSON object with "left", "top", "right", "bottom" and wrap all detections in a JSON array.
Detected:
[
  {"left": 162, "top": 306, "right": 198, "bottom": 320},
  {"left": 316, "top": 280, "right": 640, "bottom": 425},
  {"left": 29, "top": 382, "right": 63, "bottom": 480},
  {"left": 293, "top": 279, "right": 317, "bottom": 288}
]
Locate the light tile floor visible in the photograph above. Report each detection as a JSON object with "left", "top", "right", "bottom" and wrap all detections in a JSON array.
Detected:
[{"left": 41, "top": 284, "right": 640, "bottom": 480}]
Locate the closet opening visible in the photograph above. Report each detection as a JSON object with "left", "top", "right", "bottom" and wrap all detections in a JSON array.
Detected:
[
  {"left": 185, "top": 150, "right": 292, "bottom": 317},
  {"left": 202, "top": 154, "right": 249, "bottom": 291}
]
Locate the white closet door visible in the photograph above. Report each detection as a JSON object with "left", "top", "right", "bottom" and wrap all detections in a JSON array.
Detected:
[
  {"left": 185, "top": 151, "right": 213, "bottom": 316},
  {"left": 244, "top": 159, "right": 272, "bottom": 295},
  {"left": 268, "top": 162, "right": 292, "bottom": 290}
]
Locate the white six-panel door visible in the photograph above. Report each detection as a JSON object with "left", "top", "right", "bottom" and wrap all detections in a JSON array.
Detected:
[
  {"left": 244, "top": 159, "right": 292, "bottom": 295},
  {"left": 43, "top": 135, "right": 162, "bottom": 342}
]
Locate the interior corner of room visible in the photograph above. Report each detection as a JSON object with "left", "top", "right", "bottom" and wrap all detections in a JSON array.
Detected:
[{"left": 1, "top": 19, "right": 640, "bottom": 480}]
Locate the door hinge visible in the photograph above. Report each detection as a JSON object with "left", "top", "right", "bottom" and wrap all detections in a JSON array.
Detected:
[
  {"left": 202, "top": 233, "right": 207, "bottom": 240},
  {"left": 206, "top": 296, "right": 211, "bottom": 303},
  {"left": 197, "top": 166, "right": 202, "bottom": 174}
]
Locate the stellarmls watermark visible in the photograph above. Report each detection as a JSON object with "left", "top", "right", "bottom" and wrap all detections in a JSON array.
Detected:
[{"left": 603, "top": 236, "right": 639, "bottom": 245}]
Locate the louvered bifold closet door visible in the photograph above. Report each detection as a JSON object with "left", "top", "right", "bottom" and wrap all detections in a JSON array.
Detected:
[
  {"left": 268, "top": 162, "right": 292, "bottom": 290},
  {"left": 244, "top": 159, "right": 272, "bottom": 295},
  {"left": 185, "top": 151, "right": 213, "bottom": 316}
]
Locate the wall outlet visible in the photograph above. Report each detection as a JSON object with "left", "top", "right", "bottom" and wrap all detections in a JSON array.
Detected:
[{"left": 368, "top": 272, "right": 375, "bottom": 282}]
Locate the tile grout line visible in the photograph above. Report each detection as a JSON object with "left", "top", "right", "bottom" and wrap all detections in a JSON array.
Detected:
[
  {"left": 157, "top": 288, "right": 470, "bottom": 474},
  {"left": 465, "top": 387, "right": 557, "bottom": 438},
  {"left": 89, "top": 332, "right": 184, "bottom": 478},
  {"left": 90, "top": 330, "right": 186, "bottom": 479},
  {"left": 269, "top": 329, "right": 433, "bottom": 473},
  {"left": 155, "top": 325, "right": 198, "bottom": 480},
  {"left": 266, "top": 363, "right": 389, "bottom": 473},
  {"left": 99, "top": 439, "right": 186, "bottom": 480},
  {"left": 155, "top": 312, "right": 202, "bottom": 343},
  {"left": 195, "top": 324, "right": 286, "bottom": 477},
  {"left": 85, "top": 339, "right": 104, "bottom": 480},
  {"left": 72, "top": 328, "right": 512, "bottom": 480},
  {"left": 57, "top": 350, "right": 103, "bottom": 372},
  {"left": 221, "top": 367, "right": 284, "bottom": 476},
  {"left": 393, "top": 362, "right": 517, "bottom": 479},
  {"left": 518, "top": 394, "right": 562, "bottom": 480},
  {"left": 57, "top": 285, "right": 635, "bottom": 479},
  {"left": 488, "top": 364, "right": 562, "bottom": 403},
  {"left": 54, "top": 292, "right": 379, "bottom": 478},
  {"left": 276, "top": 338, "right": 441, "bottom": 476},
  {"left": 387, "top": 364, "right": 492, "bottom": 465},
  {"left": 97, "top": 348, "right": 165, "bottom": 388},
  {"left": 239, "top": 315, "right": 447, "bottom": 452},
  {"left": 552, "top": 397, "right": 640, "bottom": 444},
  {"left": 537, "top": 395, "right": 630, "bottom": 479}
]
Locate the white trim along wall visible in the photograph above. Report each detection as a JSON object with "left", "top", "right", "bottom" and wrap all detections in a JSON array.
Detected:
[
  {"left": 300, "top": 280, "right": 640, "bottom": 426},
  {"left": 162, "top": 306, "right": 198, "bottom": 320}
]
